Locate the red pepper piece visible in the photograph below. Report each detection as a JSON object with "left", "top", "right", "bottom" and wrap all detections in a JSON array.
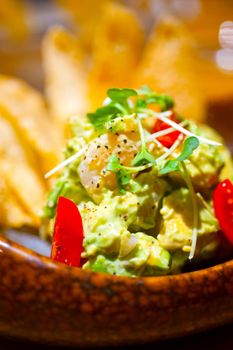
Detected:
[
  {"left": 213, "top": 179, "right": 233, "bottom": 245},
  {"left": 51, "top": 196, "right": 84, "bottom": 267},
  {"left": 153, "top": 113, "right": 182, "bottom": 148}
]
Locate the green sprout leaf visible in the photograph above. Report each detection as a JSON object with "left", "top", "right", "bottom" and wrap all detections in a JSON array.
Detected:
[
  {"left": 160, "top": 136, "right": 199, "bottom": 175},
  {"left": 132, "top": 148, "right": 155, "bottom": 166},
  {"left": 106, "top": 153, "right": 153, "bottom": 193},
  {"left": 88, "top": 88, "right": 138, "bottom": 133},
  {"left": 118, "top": 169, "right": 131, "bottom": 186},
  {"left": 159, "top": 159, "right": 180, "bottom": 174},
  {"left": 106, "top": 154, "right": 121, "bottom": 173},
  {"left": 136, "top": 85, "right": 174, "bottom": 111},
  {"left": 176, "top": 136, "right": 199, "bottom": 161},
  {"left": 132, "top": 117, "right": 156, "bottom": 167},
  {"left": 87, "top": 105, "right": 119, "bottom": 133},
  {"left": 106, "top": 154, "right": 131, "bottom": 193},
  {"left": 107, "top": 88, "right": 137, "bottom": 102}
]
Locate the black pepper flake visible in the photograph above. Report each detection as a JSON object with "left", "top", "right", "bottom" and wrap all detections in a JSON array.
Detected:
[
  {"left": 123, "top": 139, "right": 127, "bottom": 144},
  {"left": 96, "top": 183, "right": 100, "bottom": 188},
  {"left": 97, "top": 145, "right": 101, "bottom": 149},
  {"left": 134, "top": 153, "right": 137, "bottom": 157},
  {"left": 105, "top": 145, "right": 109, "bottom": 149},
  {"left": 84, "top": 156, "right": 87, "bottom": 160},
  {"left": 117, "top": 144, "right": 121, "bottom": 148},
  {"left": 118, "top": 151, "right": 121, "bottom": 155},
  {"left": 116, "top": 133, "right": 119, "bottom": 136}
]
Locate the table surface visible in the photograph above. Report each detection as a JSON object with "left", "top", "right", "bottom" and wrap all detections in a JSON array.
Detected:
[{"left": 1, "top": 322, "right": 233, "bottom": 350}]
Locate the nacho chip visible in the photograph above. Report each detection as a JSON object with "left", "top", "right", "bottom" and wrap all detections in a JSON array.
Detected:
[
  {"left": 134, "top": 16, "right": 206, "bottom": 122},
  {"left": 56, "top": 0, "right": 116, "bottom": 51},
  {"left": 0, "top": 76, "right": 62, "bottom": 176},
  {"left": 0, "top": 176, "right": 35, "bottom": 228},
  {"left": 88, "top": 2, "right": 144, "bottom": 109},
  {"left": 42, "top": 27, "right": 89, "bottom": 132},
  {"left": 0, "top": 117, "right": 46, "bottom": 227}
]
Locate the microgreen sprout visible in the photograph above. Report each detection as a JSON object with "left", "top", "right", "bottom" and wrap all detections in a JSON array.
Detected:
[
  {"left": 106, "top": 154, "right": 152, "bottom": 193},
  {"left": 159, "top": 136, "right": 199, "bottom": 175},
  {"left": 132, "top": 117, "right": 156, "bottom": 166},
  {"left": 141, "top": 109, "right": 222, "bottom": 147}
]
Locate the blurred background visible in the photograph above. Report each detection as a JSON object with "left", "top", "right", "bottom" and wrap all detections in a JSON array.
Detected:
[
  {"left": 0, "top": 1, "right": 232, "bottom": 87},
  {"left": 0, "top": 0, "right": 233, "bottom": 135}
]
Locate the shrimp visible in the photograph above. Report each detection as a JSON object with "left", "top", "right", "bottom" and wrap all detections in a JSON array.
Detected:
[{"left": 78, "top": 131, "right": 139, "bottom": 202}]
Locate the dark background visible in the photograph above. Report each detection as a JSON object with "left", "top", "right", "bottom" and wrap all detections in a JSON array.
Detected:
[{"left": 1, "top": 322, "right": 233, "bottom": 350}]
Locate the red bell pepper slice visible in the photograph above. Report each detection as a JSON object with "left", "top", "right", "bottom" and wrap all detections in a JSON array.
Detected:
[
  {"left": 51, "top": 196, "right": 84, "bottom": 267},
  {"left": 213, "top": 179, "right": 233, "bottom": 245},
  {"left": 153, "top": 113, "right": 182, "bottom": 148}
]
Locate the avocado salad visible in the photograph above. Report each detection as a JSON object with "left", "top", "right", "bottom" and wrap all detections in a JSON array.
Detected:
[{"left": 43, "top": 86, "right": 233, "bottom": 277}]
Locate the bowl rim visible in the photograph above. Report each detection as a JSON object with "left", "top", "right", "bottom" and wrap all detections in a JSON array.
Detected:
[{"left": 1, "top": 234, "right": 233, "bottom": 286}]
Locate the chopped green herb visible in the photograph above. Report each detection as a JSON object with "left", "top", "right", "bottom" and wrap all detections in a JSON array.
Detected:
[{"left": 160, "top": 136, "right": 199, "bottom": 175}]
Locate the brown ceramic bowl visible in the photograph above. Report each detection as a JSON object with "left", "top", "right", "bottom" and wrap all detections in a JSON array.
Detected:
[
  {"left": 1, "top": 101, "right": 233, "bottom": 347},
  {"left": 1, "top": 233, "right": 233, "bottom": 348}
]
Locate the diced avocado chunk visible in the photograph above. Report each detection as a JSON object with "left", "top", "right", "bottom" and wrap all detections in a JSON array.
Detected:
[
  {"left": 158, "top": 188, "right": 219, "bottom": 255},
  {"left": 83, "top": 232, "right": 170, "bottom": 277}
]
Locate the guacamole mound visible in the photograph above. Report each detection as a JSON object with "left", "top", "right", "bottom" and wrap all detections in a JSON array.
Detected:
[{"left": 43, "top": 87, "right": 233, "bottom": 277}]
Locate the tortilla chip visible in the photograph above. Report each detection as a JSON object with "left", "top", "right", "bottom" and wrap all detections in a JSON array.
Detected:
[
  {"left": 42, "top": 27, "right": 89, "bottom": 132},
  {"left": 0, "top": 176, "right": 35, "bottom": 228},
  {"left": 56, "top": 0, "right": 116, "bottom": 51},
  {"left": 0, "top": 117, "right": 46, "bottom": 227},
  {"left": 0, "top": 76, "right": 62, "bottom": 175},
  {"left": 134, "top": 16, "right": 206, "bottom": 122},
  {"left": 88, "top": 2, "right": 144, "bottom": 109}
]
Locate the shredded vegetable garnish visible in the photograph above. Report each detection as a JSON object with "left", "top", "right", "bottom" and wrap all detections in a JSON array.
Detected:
[
  {"left": 156, "top": 133, "right": 183, "bottom": 163},
  {"left": 181, "top": 161, "right": 199, "bottom": 259},
  {"left": 145, "top": 121, "right": 188, "bottom": 143},
  {"left": 45, "top": 147, "right": 86, "bottom": 179},
  {"left": 142, "top": 109, "right": 222, "bottom": 147}
]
